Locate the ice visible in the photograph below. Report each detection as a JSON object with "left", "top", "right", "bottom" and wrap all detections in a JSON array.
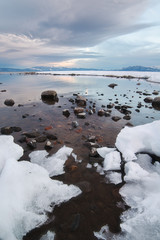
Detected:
[
  {"left": 29, "top": 145, "right": 73, "bottom": 177},
  {"left": 115, "top": 120, "right": 160, "bottom": 161},
  {"left": 97, "top": 147, "right": 116, "bottom": 158},
  {"left": 107, "top": 172, "right": 122, "bottom": 184},
  {"left": 40, "top": 231, "right": 55, "bottom": 240},
  {"left": 39, "top": 70, "right": 160, "bottom": 84},
  {"left": 95, "top": 120, "right": 160, "bottom": 240},
  {"left": 0, "top": 136, "right": 81, "bottom": 240},
  {"left": 103, "top": 151, "right": 121, "bottom": 171}
]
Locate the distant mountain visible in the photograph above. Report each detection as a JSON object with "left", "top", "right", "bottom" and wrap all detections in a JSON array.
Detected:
[
  {"left": 120, "top": 66, "right": 160, "bottom": 72},
  {"left": 0, "top": 66, "right": 104, "bottom": 72}
]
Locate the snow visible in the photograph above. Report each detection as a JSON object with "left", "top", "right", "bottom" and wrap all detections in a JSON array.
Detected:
[
  {"left": 40, "top": 231, "right": 55, "bottom": 240},
  {"left": 95, "top": 120, "right": 160, "bottom": 240},
  {"left": 103, "top": 151, "right": 121, "bottom": 171},
  {"left": 39, "top": 70, "right": 160, "bottom": 84},
  {"left": 0, "top": 136, "right": 81, "bottom": 240},
  {"left": 29, "top": 145, "right": 73, "bottom": 177},
  {"left": 115, "top": 120, "right": 160, "bottom": 162}
]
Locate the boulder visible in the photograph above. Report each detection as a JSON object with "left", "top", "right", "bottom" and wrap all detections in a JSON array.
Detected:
[
  {"left": 41, "top": 90, "right": 58, "bottom": 105},
  {"left": 152, "top": 97, "right": 160, "bottom": 110},
  {"left": 4, "top": 99, "right": 15, "bottom": 106}
]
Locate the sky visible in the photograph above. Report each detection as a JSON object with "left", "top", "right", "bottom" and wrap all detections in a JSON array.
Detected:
[{"left": 0, "top": 0, "right": 160, "bottom": 70}]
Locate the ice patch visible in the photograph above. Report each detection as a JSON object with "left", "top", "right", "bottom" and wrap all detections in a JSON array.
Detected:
[
  {"left": 116, "top": 120, "right": 160, "bottom": 161},
  {"left": 29, "top": 145, "right": 73, "bottom": 177},
  {"left": 0, "top": 136, "right": 81, "bottom": 240},
  {"left": 40, "top": 231, "right": 55, "bottom": 240},
  {"left": 103, "top": 151, "right": 121, "bottom": 171},
  {"left": 97, "top": 147, "right": 116, "bottom": 158},
  {"left": 107, "top": 172, "right": 122, "bottom": 184}
]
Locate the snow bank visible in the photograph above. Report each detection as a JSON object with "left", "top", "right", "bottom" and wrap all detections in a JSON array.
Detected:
[
  {"left": 0, "top": 136, "right": 81, "bottom": 240},
  {"left": 29, "top": 146, "right": 73, "bottom": 177},
  {"left": 115, "top": 120, "right": 160, "bottom": 161},
  {"left": 39, "top": 70, "right": 160, "bottom": 84},
  {"left": 95, "top": 120, "right": 160, "bottom": 240}
]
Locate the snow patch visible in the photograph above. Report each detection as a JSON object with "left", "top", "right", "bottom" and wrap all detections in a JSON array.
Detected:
[{"left": 0, "top": 136, "right": 81, "bottom": 240}]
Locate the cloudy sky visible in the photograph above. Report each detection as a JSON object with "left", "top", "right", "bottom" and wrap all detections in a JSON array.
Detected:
[{"left": 0, "top": 0, "right": 160, "bottom": 69}]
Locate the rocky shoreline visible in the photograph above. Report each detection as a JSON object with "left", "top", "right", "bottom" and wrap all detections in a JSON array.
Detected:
[{"left": 0, "top": 74, "right": 160, "bottom": 240}]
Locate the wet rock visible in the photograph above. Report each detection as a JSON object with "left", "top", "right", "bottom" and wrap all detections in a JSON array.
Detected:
[
  {"left": 12, "top": 126, "right": 22, "bottom": 132},
  {"left": 1, "top": 127, "right": 13, "bottom": 135},
  {"left": 4, "top": 99, "right": 15, "bottom": 106},
  {"left": 143, "top": 92, "right": 151, "bottom": 96},
  {"left": 89, "top": 156, "right": 103, "bottom": 165},
  {"left": 108, "top": 83, "right": 118, "bottom": 88},
  {"left": 18, "top": 136, "right": 27, "bottom": 143},
  {"left": 77, "top": 113, "right": 86, "bottom": 119},
  {"left": 144, "top": 97, "right": 153, "bottom": 103},
  {"left": 89, "top": 147, "right": 99, "bottom": 157},
  {"left": 23, "top": 131, "right": 40, "bottom": 138},
  {"left": 123, "top": 115, "right": 131, "bottom": 120},
  {"left": 105, "top": 112, "right": 111, "bottom": 117},
  {"left": 69, "top": 98, "right": 75, "bottom": 103},
  {"left": 41, "top": 90, "right": 59, "bottom": 105},
  {"left": 22, "top": 113, "right": 29, "bottom": 118},
  {"left": 98, "top": 109, "right": 105, "bottom": 116},
  {"left": 88, "top": 109, "right": 93, "bottom": 115},
  {"left": 87, "top": 135, "right": 96, "bottom": 143},
  {"left": 107, "top": 104, "right": 114, "bottom": 109},
  {"left": 72, "top": 121, "right": 79, "bottom": 128},
  {"left": 152, "top": 97, "right": 160, "bottom": 110},
  {"left": 36, "top": 135, "right": 47, "bottom": 143},
  {"left": 135, "top": 109, "right": 140, "bottom": 113},
  {"left": 75, "top": 95, "right": 86, "bottom": 106},
  {"left": 112, "top": 116, "right": 121, "bottom": 122},
  {"left": 45, "top": 132, "right": 58, "bottom": 140},
  {"left": 63, "top": 109, "right": 70, "bottom": 117},
  {"left": 152, "top": 91, "right": 159, "bottom": 95},
  {"left": 1, "top": 89, "right": 6, "bottom": 92},
  {"left": 74, "top": 107, "right": 84, "bottom": 114},
  {"left": 27, "top": 139, "right": 37, "bottom": 149},
  {"left": 45, "top": 140, "right": 53, "bottom": 150}
]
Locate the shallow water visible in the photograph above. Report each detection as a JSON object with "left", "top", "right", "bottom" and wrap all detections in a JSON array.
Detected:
[{"left": 0, "top": 72, "right": 160, "bottom": 240}]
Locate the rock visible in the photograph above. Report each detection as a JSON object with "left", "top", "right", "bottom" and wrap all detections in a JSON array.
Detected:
[
  {"left": 1, "top": 127, "right": 13, "bottom": 135},
  {"left": 152, "top": 91, "right": 159, "bottom": 95},
  {"left": 41, "top": 90, "right": 58, "bottom": 105},
  {"left": 112, "top": 116, "right": 121, "bottom": 122},
  {"left": 63, "top": 109, "right": 70, "bottom": 117},
  {"left": 22, "top": 114, "right": 29, "bottom": 118},
  {"left": 88, "top": 109, "right": 93, "bottom": 115},
  {"left": 89, "top": 147, "right": 99, "bottom": 157},
  {"left": 74, "top": 107, "right": 84, "bottom": 114},
  {"left": 75, "top": 95, "right": 86, "bottom": 106},
  {"left": 123, "top": 115, "right": 131, "bottom": 120},
  {"left": 36, "top": 135, "right": 47, "bottom": 143},
  {"left": 105, "top": 112, "right": 111, "bottom": 117},
  {"left": 45, "top": 132, "right": 57, "bottom": 140},
  {"left": 69, "top": 98, "right": 75, "bottom": 103},
  {"left": 152, "top": 97, "right": 160, "bottom": 110},
  {"left": 27, "top": 140, "right": 37, "bottom": 149},
  {"left": 98, "top": 109, "right": 105, "bottom": 116},
  {"left": 144, "top": 97, "right": 153, "bottom": 103},
  {"left": 18, "top": 136, "right": 27, "bottom": 143},
  {"left": 72, "top": 121, "right": 79, "bottom": 128},
  {"left": 87, "top": 136, "right": 96, "bottom": 143},
  {"left": 77, "top": 113, "right": 86, "bottom": 119},
  {"left": 1, "top": 89, "right": 6, "bottom": 92},
  {"left": 45, "top": 140, "right": 53, "bottom": 150},
  {"left": 107, "top": 104, "right": 114, "bottom": 109},
  {"left": 4, "top": 99, "right": 15, "bottom": 106},
  {"left": 143, "top": 92, "right": 151, "bottom": 96},
  {"left": 23, "top": 131, "right": 40, "bottom": 138},
  {"left": 108, "top": 83, "right": 118, "bottom": 88}
]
